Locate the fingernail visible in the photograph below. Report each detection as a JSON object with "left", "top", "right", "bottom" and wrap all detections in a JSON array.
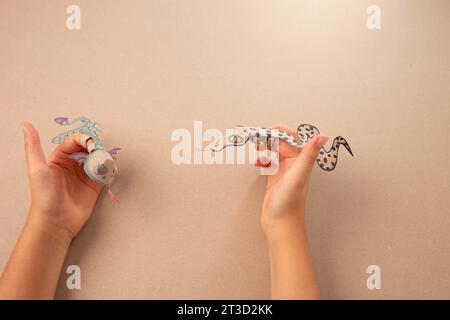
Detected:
[
  {"left": 257, "top": 156, "right": 272, "bottom": 167},
  {"left": 315, "top": 135, "right": 328, "bottom": 147}
]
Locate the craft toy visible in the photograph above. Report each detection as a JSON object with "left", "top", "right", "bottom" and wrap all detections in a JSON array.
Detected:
[
  {"left": 52, "top": 116, "right": 120, "bottom": 202},
  {"left": 210, "top": 124, "right": 353, "bottom": 171}
]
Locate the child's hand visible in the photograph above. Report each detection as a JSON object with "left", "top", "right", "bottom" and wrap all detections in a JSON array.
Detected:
[
  {"left": 22, "top": 121, "right": 102, "bottom": 239},
  {"left": 256, "top": 124, "right": 326, "bottom": 299},
  {"left": 0, "top": 122, "right": 102, "bottom": 299},
  {"left": 256, "top": 124, "right": 328, "bottom": 239}
]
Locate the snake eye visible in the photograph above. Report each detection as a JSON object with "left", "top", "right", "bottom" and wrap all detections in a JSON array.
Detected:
[
  {"left": 95, "top": 164, "right": 108, "bottom": 175},
  {"left": 228, "top": 135, "right": 244, "bottom": 144}
]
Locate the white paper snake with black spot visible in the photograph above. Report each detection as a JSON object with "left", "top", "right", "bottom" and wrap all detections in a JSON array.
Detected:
[{"left": 210, "top": 124, "right": 353, "bottom": 171}]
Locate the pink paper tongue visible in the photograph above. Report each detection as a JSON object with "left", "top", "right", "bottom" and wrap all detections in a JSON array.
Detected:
[{"left": 107, "top": 187, "right": 119, "bottom": 204}]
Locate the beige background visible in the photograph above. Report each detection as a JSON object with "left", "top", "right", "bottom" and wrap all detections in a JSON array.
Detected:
[{"left": 0, "top": 0, "right": 449, "bottom": 299}]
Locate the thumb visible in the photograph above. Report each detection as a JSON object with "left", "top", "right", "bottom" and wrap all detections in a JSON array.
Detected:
[
  {"left": 22, "top": 121, "right": 46, "bottom": 174},
  {"left": 288, "top": 135, "right": 328, "bottom": 183}
]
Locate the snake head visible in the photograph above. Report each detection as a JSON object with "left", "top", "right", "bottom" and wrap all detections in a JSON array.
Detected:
[{"left": 211, "top": 127, "right": 250, "bottom": 151}]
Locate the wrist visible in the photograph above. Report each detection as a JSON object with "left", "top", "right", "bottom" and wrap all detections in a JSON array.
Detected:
[
  {"left": 26, "top": 209, "right": 74, "bottom": 249},
  {"left": 262, "top": 214, "right": 306, "bottom": 244}
]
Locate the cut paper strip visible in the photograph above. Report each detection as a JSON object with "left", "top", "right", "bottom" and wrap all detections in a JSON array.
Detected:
[{"left": 209, "top": 124, "right": 353, "bottom": 172}]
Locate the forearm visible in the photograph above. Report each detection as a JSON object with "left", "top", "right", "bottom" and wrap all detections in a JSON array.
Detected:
[
  {"left": 266, "top": 217, "right": 320, "bottom": 300},
  {"left": 0, "top": 210, "right": 72, "bottom": 299}
]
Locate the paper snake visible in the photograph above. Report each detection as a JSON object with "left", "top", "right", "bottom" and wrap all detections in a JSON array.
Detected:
[
  {"left": 209, "top": 124, "right": 353, "bottom": 171},
  {"left": 52, "top": 116, "right": 120, "bottom": 202}
]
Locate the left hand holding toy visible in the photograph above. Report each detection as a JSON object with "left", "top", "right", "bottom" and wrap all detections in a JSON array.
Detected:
[
  {"left": 0, "top": 123, "right": 102, "bottom": 299},
  {"left": 22, "top": 121, "right": 102, "bottom": 239}
]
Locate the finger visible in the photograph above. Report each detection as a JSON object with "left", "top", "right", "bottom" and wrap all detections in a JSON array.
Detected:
[
  {"left": 253, "top": 144, "right": 275, "bottom": 166},
  {"left": 22, "top": 122, "right": 46, "bottom": 174},
  {"left": 288, "top": 134, "right": 328, "bottom": 182},
  {"left": 254, "top": 142, "right": 267, "bottom": 151},
  {"left": 255, "top": 157, "right": 272, "bottom": 167},
  {"left": 53, "top": 131, "right": 87, "bottom": 156},
  {"left": 268, "top": 124, "right": 301, "bottom": 160},
  {"left": 48, "top": 132, "right": 90, "bottom": 166}
]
